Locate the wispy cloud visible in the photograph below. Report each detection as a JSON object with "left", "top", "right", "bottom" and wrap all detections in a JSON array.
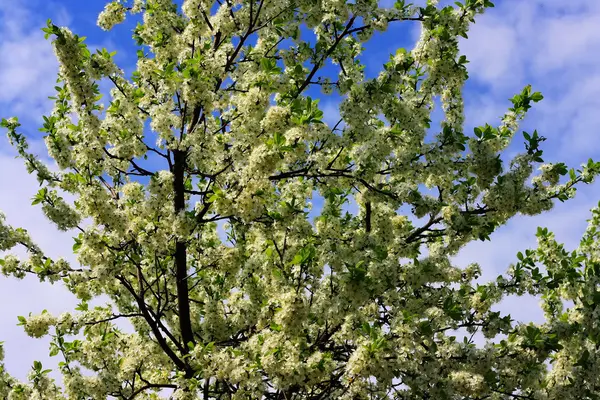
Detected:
[
  {"left": 321, "top": 100, "right": 343, "bottom": 128},
  {"left": 460, "top": 0, "right": 600, "bottom": 161},
  {"left": 0, "top": 2, "right": 65, "bottom": 123},
  {"left": 0, "top": 0, "right": 78, "bottom": 381},
  {"left": 0, "top": 154, "right": 79, "bottom": 381},
  {"left": 455, "top": 0, "right": 600, "bottom": 325}
]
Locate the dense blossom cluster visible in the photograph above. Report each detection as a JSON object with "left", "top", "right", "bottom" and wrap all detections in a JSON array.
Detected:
[{"left": 1, "top": 0, "right": 600, "bottom": 398}]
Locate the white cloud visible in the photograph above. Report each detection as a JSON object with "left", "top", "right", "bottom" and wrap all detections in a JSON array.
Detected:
[
  {"left": 455, "top": 0, "right": 600, "bottom": 327},
  {"left": 0, "top": 2, "right": 63, "bottom": 122},
  {"left": 321, "top": 100, "right": 343, "bottom": 128},
  {"left": 454, "top": 190, "right": 597, "bottom": 319},
  {"left": 460, "top": 0, "right": 600, "bottom": 161},
  {"left": 0, "top": 150, "right": 79, "bottom": 381},
  {"left": 462, "top": 0, "right": 600, "bottom": 86},
  {"left": 462, "top": 23, "right": 518, "bottom": 83},
  {"left": 0, "top": 1, "right": 78, "bottom": 381}
]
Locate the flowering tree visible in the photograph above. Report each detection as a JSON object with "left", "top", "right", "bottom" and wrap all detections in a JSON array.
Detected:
[{"left": 1, "top": 0, "right": 600, "bottom": 398}]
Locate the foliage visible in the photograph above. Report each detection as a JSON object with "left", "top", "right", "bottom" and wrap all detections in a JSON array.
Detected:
[{"left": 0, "top": 0, "right": 599, "bottom": 398}]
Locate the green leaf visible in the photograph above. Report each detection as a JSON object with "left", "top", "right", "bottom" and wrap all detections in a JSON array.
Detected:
[
  {"left": 394, "top": 0, "right": 406, "bottom": 10},
  {"left": 270, "top": 322, "right": 282, "bottom": 332},
  {"left": 418, "top": 320, "right": 433, "bottom": 336},
  {"left": 33, "top": 360, "right": 42, "bottom": 372},
  {"left": 49, "top": 344, "right": 60, "bottom": 357},
  {"left": 531, "top": 92, "right": 544, "bottom": 102}
]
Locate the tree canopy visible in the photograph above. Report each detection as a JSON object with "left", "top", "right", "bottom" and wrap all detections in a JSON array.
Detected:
[{"left": 1, "top": 0, "right": 600, "bottom": 399}]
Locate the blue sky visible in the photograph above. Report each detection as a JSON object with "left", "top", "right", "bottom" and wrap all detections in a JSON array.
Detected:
[{"left": 1, "top": 0, "right": 600, "bottom": 381}]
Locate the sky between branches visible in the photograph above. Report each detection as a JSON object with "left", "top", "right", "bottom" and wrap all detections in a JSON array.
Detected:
[{"left": 0, "top": 0, "right": 599, "bottom": 382}]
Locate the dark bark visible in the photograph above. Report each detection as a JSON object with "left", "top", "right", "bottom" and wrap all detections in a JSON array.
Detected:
[{"left": 173, "top": 149, "right": 195, "bottom": 353}]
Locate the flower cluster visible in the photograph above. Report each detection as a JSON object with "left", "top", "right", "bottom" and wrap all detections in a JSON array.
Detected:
[
  {"left": 97, "top": 1, "right": 126, "bottom": 31},
  {"left": 22, "top": 311, "right": 57, "bottom": 338}
]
